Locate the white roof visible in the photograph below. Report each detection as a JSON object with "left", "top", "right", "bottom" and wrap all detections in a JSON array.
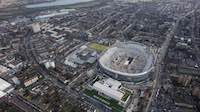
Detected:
[
  {"left": 93, "top": 79, "right": 123, "bottom": 101},
  {"left": 124, "top": 60, "right": 129, "bottom": 66},
  {"left": 64, "top": 60, "right": 77, "bottom": 68},
  {"left": 0, "top": 78, "right": 11, "bottom": 91},
  {"left": 80, "top": 45, "right": 87, "bottom": 49},
  {"left": 105, "top": 78, "right": 121, "bottom": 90},
  {"left": 44, "top": 61, "right": 55, "bottom": 69},
  {"left": 0, "top": 78, "right": 13, "bottom": 98},
  {"left": 0, "top": 91, "right": 6, "bottom": 98}
]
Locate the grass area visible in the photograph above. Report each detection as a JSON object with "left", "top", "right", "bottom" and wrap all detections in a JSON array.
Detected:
[
  {"left": 121, "top": 89, "right": 132, "bottom": 102},
  {"left": 88, "top": 43, "right": 108, "bottom": 52},
  {"left": 84, "top": 89, "right": 124, "bottom": 112},
  {"left": 121, "top": 93, "right": 130, "bottom": 102},
  {"left": 26, "top": 95, "right": 32, "bottom": 101}
]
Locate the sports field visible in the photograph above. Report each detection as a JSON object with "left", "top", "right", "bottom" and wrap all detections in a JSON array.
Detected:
[{"left": 88, "top": 43, "right": 108, "bottom": 52}]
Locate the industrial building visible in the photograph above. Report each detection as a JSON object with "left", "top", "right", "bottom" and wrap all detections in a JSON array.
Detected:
[
  {"left": 65, "top": 44, "right": 98, "bottom": 68},
  {"left": 84, "top": 77, "right": 132, "bottom": 112},
  {"left": 92, "top": 78, "right": 131, "bottom": 104},
  {"left": 98, "top": 41, "right": 154, "bottom": 83}
]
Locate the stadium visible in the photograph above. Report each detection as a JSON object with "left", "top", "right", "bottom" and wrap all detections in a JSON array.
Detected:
[{"left": 98, "top": 41, "right": 154, "bottom": 83}]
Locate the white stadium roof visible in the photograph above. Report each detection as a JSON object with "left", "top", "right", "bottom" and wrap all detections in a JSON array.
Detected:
[{"left": 99, "top": 41, "right": 154, "bottom": 77}]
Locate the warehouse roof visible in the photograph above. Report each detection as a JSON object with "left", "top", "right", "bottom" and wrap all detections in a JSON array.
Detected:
[
  {"left": 93, "top": 78, "right": 123, "bottom": 101},
  {"left": 0, "top": 78, "right": 14, "bottom": 98}
]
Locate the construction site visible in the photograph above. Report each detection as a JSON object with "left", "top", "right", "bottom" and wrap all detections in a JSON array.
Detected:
[{"left": 98, "top": 41, "right": 155, "bottom": 82}]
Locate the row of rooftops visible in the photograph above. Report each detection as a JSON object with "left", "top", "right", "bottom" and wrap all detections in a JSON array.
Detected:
[{"left": 0, "top": 25, "right": 27, "bottom": 100}]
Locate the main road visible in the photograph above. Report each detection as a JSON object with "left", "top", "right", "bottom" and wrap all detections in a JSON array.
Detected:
[{"left": 145, "top": 6, "right": 199, "bottom": 112}]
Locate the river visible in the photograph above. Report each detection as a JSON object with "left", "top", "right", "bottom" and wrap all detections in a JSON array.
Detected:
[{"left": 26, "top": 0, "right": 94, "bottom": 8}]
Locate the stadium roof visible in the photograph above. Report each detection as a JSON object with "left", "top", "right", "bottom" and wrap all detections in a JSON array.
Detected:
[{"left": 99, "top": 41, "right": 154, "bottom": 77}]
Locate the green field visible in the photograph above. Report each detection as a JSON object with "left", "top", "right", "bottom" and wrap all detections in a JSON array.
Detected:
[
  {"left": 120, "top": 88, "right": 132, "bottom": 101},
  {"left": 88, "top": 43, "right": 108, "bottom": 52},
  {"left": 84, "top": 89, "right": 124, "bottom": 112}
]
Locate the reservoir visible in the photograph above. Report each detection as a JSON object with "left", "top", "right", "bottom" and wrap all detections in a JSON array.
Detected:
[{"left": 26, "top": 0, "right": 93, "bottom": 8}]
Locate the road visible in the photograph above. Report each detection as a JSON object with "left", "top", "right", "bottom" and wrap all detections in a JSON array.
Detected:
[
  {"left": 192, "top": 1, "right": 200, "bottom": 63},
  {"left": 145, "top": 7, "right": 199, "bottom": 112},
  {"left": 23, "top": 29, "right": 88, "bottom": 110}
]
